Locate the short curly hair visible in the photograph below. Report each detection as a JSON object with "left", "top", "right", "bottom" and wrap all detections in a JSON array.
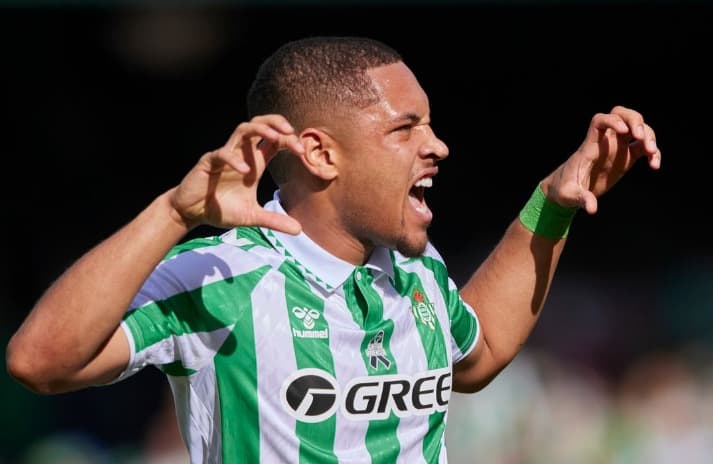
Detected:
[{"left": 247, "top": 36, "right": 403, "bottom": 184}]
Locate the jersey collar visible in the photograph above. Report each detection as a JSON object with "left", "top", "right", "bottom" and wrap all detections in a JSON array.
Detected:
[{"left": 260, "top": 190, "right": 395, "bottom": 291}]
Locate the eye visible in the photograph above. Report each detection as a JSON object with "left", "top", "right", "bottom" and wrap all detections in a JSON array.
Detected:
[{"left": 394, "top": 123, "right": 412, "bottom": 132}]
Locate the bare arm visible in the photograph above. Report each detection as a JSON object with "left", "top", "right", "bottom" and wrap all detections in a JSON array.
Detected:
[
  {"left": 6, "top": 115, "right": 304, "bottom": 394},
  {"left": 453, "top": 218, "right": 565, "bottom": 392},
  {"left": 453, "top": 106, "right": 662, "bottom": 392},
  {"left": 6, "top": 191, "right": 190, "bottom": 393}
]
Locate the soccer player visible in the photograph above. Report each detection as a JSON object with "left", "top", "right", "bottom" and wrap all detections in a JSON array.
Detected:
[{"left": 6, "top": 36, "right": 661, "bottom": 463}]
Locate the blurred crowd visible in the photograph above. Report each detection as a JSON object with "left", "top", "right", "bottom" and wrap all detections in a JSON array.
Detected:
[{"left": 446, "top": 344, "right": 713, "bottom": 464}]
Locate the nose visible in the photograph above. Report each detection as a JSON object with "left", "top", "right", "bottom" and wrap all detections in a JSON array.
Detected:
[{"left": 419, "top": 126, "right": 449, "bottom": 161}]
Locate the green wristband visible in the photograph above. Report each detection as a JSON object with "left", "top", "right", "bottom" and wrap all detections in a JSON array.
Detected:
[{"left": 519, "top": 185, "right": 578, "bottom": 239}]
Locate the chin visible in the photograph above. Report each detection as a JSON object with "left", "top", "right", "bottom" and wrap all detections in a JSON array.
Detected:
[{"left": 396, "top": 234, "right": 429, "bottom": 258}]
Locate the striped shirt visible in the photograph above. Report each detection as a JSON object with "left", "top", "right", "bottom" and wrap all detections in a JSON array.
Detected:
[{"left": 117, "top": 193, "right": 480, "bottom": 463}]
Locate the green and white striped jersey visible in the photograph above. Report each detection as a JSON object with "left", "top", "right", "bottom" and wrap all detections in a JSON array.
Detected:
[{"left": 117, "top": 194, "right": 480, "bottom": 463}]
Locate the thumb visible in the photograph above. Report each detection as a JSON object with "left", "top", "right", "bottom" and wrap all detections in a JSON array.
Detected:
[{"left": 580, "top": 189, "right": 598, "bottom": 215}]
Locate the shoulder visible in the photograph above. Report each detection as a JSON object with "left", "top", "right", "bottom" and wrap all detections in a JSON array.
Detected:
[
  {"left": 164, "top": 227, "right": 273, "bottom": 257},
  {"left": 133, "top": 227, "right": 282, "bottom": 307},
  {"left": 156, "top": 226, "right": 282, "bottom": 275}
]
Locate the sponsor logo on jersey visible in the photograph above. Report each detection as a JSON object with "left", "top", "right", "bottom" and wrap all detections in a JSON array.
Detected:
[
  {"left": 410, "top": 290, "right": 437, "bottom": 330},
  {"left": 280, "top": 369, "right": 340, "bottom": 423},
  {"left": 292, "top": 306, "right": 328, "bottom": 339},
  {"left": 293, "top": 306, "right": 320, "bottom": 329},
  {"left": 280, "top": 368, "right": 451, "bottom": 422},
  {"left": 365, "top": 330, "right": 391, "bottom": 370}
]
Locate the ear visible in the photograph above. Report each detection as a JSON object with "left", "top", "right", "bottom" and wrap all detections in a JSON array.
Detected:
[{"left": 298, "top": 128, "right": 338, "bottom": 181}]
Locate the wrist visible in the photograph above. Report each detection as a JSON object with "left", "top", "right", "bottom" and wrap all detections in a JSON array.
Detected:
[
  {"left": 161, "top": 188, "right": 200, "bottom": 233},
  {"left": 519, "top": 184, "right": 578, "bottom": 239}
]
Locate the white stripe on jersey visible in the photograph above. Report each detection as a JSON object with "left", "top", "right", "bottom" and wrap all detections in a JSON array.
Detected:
[
  {"left": 169, "top": 364, "right": 222, "bottom": 464},
  {"left": 138, "top": 326, "right": 234, "bottom": 372},
  {"left": 323, "top": 291, "right": 371, "bottom": 463},
  {"left": 447, "top": 277, "right": 479, "bottom": 363},
  {"left": 253, "top": 272, "right": 301, "bottom": 464},
  {"left": 439, "top": 430, "right": 448, "bottom": 463}
]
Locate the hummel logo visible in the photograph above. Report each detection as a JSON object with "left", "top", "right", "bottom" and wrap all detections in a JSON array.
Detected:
[
  {"left": 292, "top": 306, "right": 320, "bottom": 329},
  {"left": 291, "top": 306, "right": 328, "bottom": 339}
]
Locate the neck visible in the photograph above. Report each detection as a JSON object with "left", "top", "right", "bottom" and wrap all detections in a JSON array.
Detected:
[{"left": 281, "top": 192, "right": 373, "bottom": 266}]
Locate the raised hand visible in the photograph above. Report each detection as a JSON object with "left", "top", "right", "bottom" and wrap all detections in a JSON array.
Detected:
[
  {"left": 170, "top": 114, "right": 305, "bottom": 234},
  {"left": 542, "top": 106, "right": 661, "bottom": 214}
]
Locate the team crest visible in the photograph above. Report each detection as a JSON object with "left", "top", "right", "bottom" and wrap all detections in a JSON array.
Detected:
[{"left": 410, "top": 290, "right": 437, "bottom": 330}]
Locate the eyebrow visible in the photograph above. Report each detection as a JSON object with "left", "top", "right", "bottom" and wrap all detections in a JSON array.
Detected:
[{"left": 393, "top": 112, "right": 422, "bottom": 124}]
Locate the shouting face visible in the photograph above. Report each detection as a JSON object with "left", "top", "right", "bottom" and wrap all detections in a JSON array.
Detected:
[{"left": 328, "top": 61, "right": 449, "bottom": 258}]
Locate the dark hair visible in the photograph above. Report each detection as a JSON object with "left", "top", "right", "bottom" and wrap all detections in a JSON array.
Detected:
[
  {"left": 248, "top": 36, "right": 402, "bottom": 121},
  {"left": 247, "top": 36, "right": 403, "bottom": 184}
]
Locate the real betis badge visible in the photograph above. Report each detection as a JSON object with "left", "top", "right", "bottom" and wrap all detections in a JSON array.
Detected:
[
  {"left": 365, "top": 330, "right": 391, "bottom": 369},
  {"left": 411, "top": 290, "right": 437, "bottom": 330}
]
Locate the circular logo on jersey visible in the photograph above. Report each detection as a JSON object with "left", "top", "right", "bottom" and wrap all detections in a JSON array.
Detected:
[{"left": 280, "top": 369, "right": 340, "bottom": 423}]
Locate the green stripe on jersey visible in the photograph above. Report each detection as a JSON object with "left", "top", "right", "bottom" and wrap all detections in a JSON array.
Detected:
[
  {"left": 213, "top": 265, "right": 272, "bottom": 462},
  {"left": 280, "top": 261, "right": 339, "bottom": 464},
  {"left": 391, "top": 260, "right": 449, "bottom": 462},
  {"left": 344, "top": 268, "right": 401, "bottom": 462},
  {"left": 421, "top": 256, "right": 477, "bottom": 355},
  {"left": 234, "top": 226, "right": 273, "bottom": 250}
]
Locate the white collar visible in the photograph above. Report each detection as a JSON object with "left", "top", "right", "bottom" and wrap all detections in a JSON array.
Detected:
[{"left": 260, "top": 190, "right": 395, "bottom": 290}]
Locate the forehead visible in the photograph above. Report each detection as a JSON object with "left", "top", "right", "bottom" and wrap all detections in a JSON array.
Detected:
[{"left": 365, "top": 62, "right": 430, "bottom": 122}]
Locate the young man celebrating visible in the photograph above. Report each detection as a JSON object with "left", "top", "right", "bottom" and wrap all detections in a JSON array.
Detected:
[{"left": 7, "top": 36, "right": 661, "bottom": 463}]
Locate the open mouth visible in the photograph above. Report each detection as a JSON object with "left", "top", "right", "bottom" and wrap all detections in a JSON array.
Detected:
[{"left": 409, "top": 177, "right": 432, "bottom": 215}]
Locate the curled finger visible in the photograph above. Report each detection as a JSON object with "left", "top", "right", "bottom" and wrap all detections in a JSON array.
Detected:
[
  {"left": 588, "top": 112, "right": 630, "bottom": 142},
  {"left": 641, "top": 124, "right": 661, "bottom": 169}
]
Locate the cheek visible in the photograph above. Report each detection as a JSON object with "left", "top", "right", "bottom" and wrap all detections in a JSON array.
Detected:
[
  {"left": 349, "top": 168, "right": 403, "bottom": 221},
  {"left": 373, "top": 162, "right": 407, "bottom": 201},
  {"left": 348, "top": 144, "right": 413, "bottom": 211}
]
